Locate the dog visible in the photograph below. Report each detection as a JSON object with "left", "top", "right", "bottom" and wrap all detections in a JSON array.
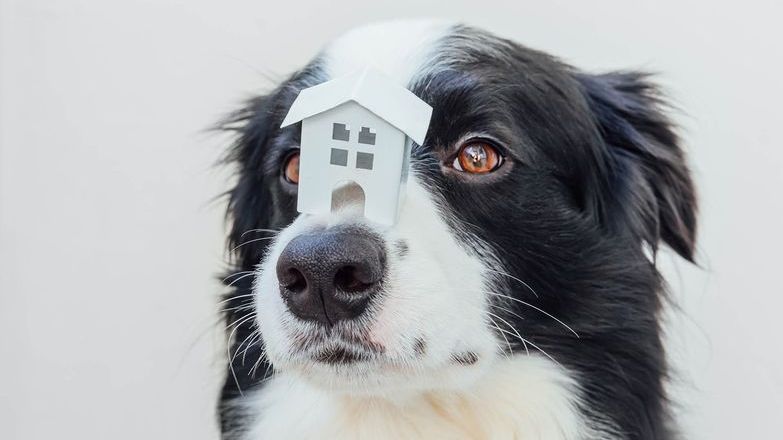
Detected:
[{"left": 217, "top": 20, "right": 697, "bottom": 439}]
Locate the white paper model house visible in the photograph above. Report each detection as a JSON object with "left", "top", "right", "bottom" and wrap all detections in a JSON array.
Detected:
[{"left": 280, "top": 68, "right": 433, "bottom": 225}]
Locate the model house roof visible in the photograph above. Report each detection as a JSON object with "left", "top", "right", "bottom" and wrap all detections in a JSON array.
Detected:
[{"left": 280, "top": 68, "right": 433, "bottom": 145}]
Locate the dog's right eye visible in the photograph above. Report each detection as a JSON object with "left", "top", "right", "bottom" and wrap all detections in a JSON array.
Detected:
[
  {"left": 452, "top": 140, "right": 504, "bottom": 174},
  {"left": 283, "top": 152, "right": 300, "bottom": 184}
]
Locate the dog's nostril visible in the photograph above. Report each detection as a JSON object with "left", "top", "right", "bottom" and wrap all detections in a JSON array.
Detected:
[
  {"left": 281, "top": 268, "right": 307, "bottom": 293},
  {"left": 334, "top": 265, "right": 373, "bottom": 293}
]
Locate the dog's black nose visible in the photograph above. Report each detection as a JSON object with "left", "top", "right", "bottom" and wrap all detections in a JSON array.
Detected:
[{"left": 276, "top": 229, "right": 386, "bottom": 326}]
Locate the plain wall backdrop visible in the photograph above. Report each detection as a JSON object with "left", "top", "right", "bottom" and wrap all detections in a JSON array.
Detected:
[{"left": 1, "top": 0, "right": 781, "bottom": 438}]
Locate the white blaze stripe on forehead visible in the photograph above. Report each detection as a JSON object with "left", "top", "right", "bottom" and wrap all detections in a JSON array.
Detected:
[{"left": 322, "top": 19, "right": 454, "bottom": 86}]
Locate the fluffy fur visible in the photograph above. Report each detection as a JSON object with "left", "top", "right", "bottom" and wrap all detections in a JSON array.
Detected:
[{"left": 217, "top": 20, "right": 697, "bottom": 439}]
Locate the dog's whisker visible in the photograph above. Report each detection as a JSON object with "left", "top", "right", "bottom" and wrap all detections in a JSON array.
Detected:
[
  {"left": 249, "top": 357, "right": 263, "bottom": 379},
  {"left": 484, "top": 268, "right": 540, "bottom": 298},
  {"left": 488, "top": 291, "right": 579, "bottom": 338},
  {"left": 217, "top": 292, "right": 257, "bottom": 306},
  {"left": 490, "top": 302, "right": 527, "bottom": 323},
  {"left": 260, "top": 362, "right": 275, "bottom": 382},
  {"left": 231, "top": 236, "right": 277, "bottom": 253},
  {"left": 225, "top": 272, "right": 257, "bottom": 288},
  {"left": 226, "top": 313, "right": 257, "bottom": 398},
  {"left": 220, "top": 303, "right": 255, "bottom": 314},
  {"left": 484, "top": 305, "right": 562, "bottom": 366},
  {"left": 518, "top": 338, "right": 561, "bottom": 368},
  {"left": 241, "top": 333, "right": 262, "bottom": 366},
  {"left": 222, "top": 270, "right": 255, "bottom": 284},
  {"left": 490, "top": 324, "right": 559, "bottom": 366},
  {"left": 486, "top": 310, "right": 530, "bottom": 356},
  {"left": 231, "top": 327, "right": 260, "bottom": 365},
  {"left": 226, "top": 312, "right": 257, "bottom": 332},
  {"left": 487, "top": 315, "right": 513, "bottom": 356},
  {"left": 249, "top": 350, "right": 272, "bottom": 379}
]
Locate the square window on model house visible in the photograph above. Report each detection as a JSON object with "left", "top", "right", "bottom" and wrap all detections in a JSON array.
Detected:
[
  {"left": 356, "top": 152, "right": 374, "bottom": 170},
  {"left": 332, "top": 123, "right": 350, "bottom": 141},
  {"left": 330, "top": 148, "right": 348, "bottom": 166},
  {"left": 358, "top": 126, "right": 376, "bottom": 145}
]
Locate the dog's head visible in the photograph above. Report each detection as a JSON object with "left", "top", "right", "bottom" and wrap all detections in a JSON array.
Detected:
[{"left": 221, "top": 21, "right": 696, "bottom": 398}]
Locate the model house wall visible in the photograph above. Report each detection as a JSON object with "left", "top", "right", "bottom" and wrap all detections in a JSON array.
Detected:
[{"left": 298, "top": 101, "right": 406, "bottom": 224}]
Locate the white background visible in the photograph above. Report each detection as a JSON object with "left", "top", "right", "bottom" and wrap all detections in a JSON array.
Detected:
[{"left": 1, "top": 0, "right": 781, "bottom": 438}]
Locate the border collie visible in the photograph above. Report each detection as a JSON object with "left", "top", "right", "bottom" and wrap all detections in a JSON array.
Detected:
[{"left": 217, "top": 20, "right": 697, "bottom": 439}]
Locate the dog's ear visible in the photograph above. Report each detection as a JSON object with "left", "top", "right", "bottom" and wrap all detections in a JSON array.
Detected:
[
  {"left": 575, "top": 72, "right": 697, "bottom": 261},
  {"left": 221, "top": 93, "right": 278, "bottom": 267}
]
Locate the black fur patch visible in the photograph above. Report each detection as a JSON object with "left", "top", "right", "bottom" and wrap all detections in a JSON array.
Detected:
[
  {"left": 413, "top": 337, "right": 427, "bottom": 356},
  {"left": 394, "top": 239, "right": 410, "bottom": 258},
  {"left": 314, "top": 347, "right": 365, "bottom": 364},
  {"left": 451, "top": 352, "right": 479, "bottom": 366}
]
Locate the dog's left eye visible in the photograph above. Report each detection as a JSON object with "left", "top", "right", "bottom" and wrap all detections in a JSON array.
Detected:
[
  {"left": 452, "top": 140, "right": 503, "bottom": 174},
  {"left": 283, "top": 152, "right": 300, "bottom": 184}
]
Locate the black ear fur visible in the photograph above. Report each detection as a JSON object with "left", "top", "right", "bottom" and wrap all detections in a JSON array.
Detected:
[
  {"left": 575, "top": 72, "right": 697, "bottom": 261},
  {"left": 221, "top": 94, "right": 278, "bottom": 267}
]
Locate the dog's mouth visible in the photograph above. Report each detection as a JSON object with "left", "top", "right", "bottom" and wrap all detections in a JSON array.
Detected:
[
  {"left": 289, "top": 326, "right": 388, "bottom": 367},
  {"left": 278, "top": 322, "right": 493, "bottom": 396}
]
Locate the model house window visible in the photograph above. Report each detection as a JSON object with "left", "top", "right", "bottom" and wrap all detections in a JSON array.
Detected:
[
  {"left": 356, "top": 152, "right": 374, "bottom": 170},
  {"left": 358, "top": 126, "right": 376, "bottom": 145},
  {"left": 332, "top": 123, "right": 350, "bottom": 142},
  {"left": 330, "top": 148, "right": 348, "bottom": 166}
]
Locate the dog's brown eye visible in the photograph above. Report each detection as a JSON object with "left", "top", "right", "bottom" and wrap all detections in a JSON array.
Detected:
[
  {"left": 454, "top": 141, "right": 502, "bottom": 174},
  {"left": 283, "top": 152, "right": 300, "bottom": 184}
]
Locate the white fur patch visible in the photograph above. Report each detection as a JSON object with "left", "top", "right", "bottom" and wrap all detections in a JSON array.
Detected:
[
  {"left": 322, "top": 19, "right": 453, "bottom": 86},
  {"left": 241, "top": 356, "right": 597, "bottom": 440}
]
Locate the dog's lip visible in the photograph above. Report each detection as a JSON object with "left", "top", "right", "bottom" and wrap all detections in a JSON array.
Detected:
[{"left": 292, "top": 327, "right": 386, "bottom": 355}]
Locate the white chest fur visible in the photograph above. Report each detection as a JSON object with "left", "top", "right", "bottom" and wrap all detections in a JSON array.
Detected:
[{"left": 238, "top": 356, "right": 609, "bottom": 440}]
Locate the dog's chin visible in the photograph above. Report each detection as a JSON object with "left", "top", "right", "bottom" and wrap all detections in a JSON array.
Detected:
[
  {"left": 287, "top": 359, "right": 415, "bottom": 394},
  {"left": 272, "top": 337, "right": 493, "bottom": 396},
  {"left": 284, "top": 359, "right": 484, "bottom": 397}
]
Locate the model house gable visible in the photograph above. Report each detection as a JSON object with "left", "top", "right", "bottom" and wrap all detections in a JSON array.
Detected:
[
  {"left": 280, "top": 69, "right": 432, "bottom": 225},
  {"left": 280, "top": 68, "right": 432, "bottom": 145}
]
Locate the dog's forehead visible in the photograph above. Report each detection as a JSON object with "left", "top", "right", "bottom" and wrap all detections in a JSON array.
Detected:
[{"left": 321, "top": 19, "right": 454, "bottom": 86}]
